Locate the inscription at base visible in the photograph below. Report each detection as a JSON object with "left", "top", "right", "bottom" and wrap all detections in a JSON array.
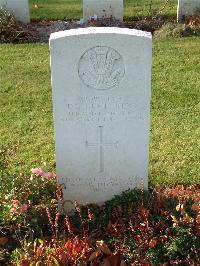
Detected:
[{"left": 62, "top": 176, "right": 137, "bottom": 193}]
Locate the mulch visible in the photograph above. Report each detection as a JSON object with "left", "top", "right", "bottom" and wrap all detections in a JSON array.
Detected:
[{"left": 12, "top": 17, "right": 176, "bottom": 43}]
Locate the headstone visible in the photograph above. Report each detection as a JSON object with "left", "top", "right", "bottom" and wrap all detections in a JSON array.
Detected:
[
  {"left": 0, "top": 0, "right": 30, "bottom": 23},
  {"left": 83, "top": 0, "right": 123, "bottom": 21},
  {"left": 50, "top": 27, "right": 152, "bottom": 208},
  {"left": 177, "top": 0, "right": 200, "bottom": 21}
]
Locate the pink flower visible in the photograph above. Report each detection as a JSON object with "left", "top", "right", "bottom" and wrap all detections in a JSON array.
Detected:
[
  {"left": 41, "top": 172, "right": 56, "bottom": 180},
  {"left": 31, "top": 168, "right": 44, "bottom": 176},
  {"left": 12, "top": 200, "right": 20, "bottom": 206},
  {"left": 20, "top": 204, "right": 28, "bottom": 213},
  {"left": 10, "top": 207, "right": 18, "bottom": 214},
  {"left": 10, "top": 200, "right": 29, "bottom": 215},
  {"left": 31, "top": 168, "right": 56, "bottom": 180}
]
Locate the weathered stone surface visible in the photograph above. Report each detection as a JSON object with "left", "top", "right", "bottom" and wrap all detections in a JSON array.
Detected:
[
  {"left": 83, "top": 0, "right": 123, "bottom": 21},
  {"left": 177, "top": 0, "right": 200, "bottom": 21},
  {"left": 50, "top": 27, "right": 152, "bottom": 208}
]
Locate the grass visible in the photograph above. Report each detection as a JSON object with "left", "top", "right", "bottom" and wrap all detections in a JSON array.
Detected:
[
  {"left": 0, "top": 37, "right": 199, "bottom": 185},
  {"left": 29, "top": 0, "right": 177, "bottom": 21},
  {"left": 151, "top": 37, "right": 200, "bottom": 184},
  {"left": 0, "top": 44, "right": 55, "bottom": 172}
]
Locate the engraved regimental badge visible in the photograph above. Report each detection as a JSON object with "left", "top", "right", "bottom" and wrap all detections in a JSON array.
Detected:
[{"left": 78, "top": 46, "right": 125, "bottom": 90}]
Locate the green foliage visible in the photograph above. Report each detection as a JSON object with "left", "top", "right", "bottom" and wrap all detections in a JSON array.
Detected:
[
  {"left": 0, "top": 145, "right": 56, "bottom": 229},
  {"left": 164, "top": 228, "right": 200, "bottom": 261},
  {"left": 10, "top": 248, "right": 23, "bottom": 265},
  {"left": 103, "top": 189, "right": 150, "bottom": 225},
  {"left": 0, "top": 8, "right": 17, "bottom": 43},
  {"left": 11, "top": 237, "right": 94, "bottom": 265},
  {"left": 0, "top": 8, "right": 31, "bottom": 43},
  {"left": 8, "top": 186, "right": 200, "bottom": 265},
  {"left": 124, "top": 0, "right": 177, "bottom": 20},
  {"left": 1, "top": 157, "right": 200, "bottom": 265},
  {"left": 155, "top": 22, "right": 200, "bottom": 38}
]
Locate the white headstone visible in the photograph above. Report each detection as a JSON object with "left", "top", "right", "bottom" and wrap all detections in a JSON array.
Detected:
[
  {"left": 177, "top": 0, "right": 200, "bottom": 21},
  {"left": 0, "top": 0, "right": 30, "bottom": 23},
  {"left": 83, "top": 0, "right": 123, "bottom": 21},
  {"left": 50, "top": 27, "right": 152, "bottom": 208}
]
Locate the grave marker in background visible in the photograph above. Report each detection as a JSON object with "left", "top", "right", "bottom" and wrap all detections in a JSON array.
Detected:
[
  {"left": 0, "top": 0, "right": 30, "bottom": 23},
  {"left": 177, "top": 0, "right": 200, "bottom": 21},
  {"left": 50, "top": 27, "right": 152, "bottom": 207},
  {"left": 83, "top": 0, "right": 124, "bottom": 21}
]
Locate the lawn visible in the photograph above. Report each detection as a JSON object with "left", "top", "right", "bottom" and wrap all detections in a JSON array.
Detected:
[
  {"left": 29, "top": 0, "right": 178, "bottom": 21},
  {"left": 0, "top": 37, "right": 199, "bottom": 185}
]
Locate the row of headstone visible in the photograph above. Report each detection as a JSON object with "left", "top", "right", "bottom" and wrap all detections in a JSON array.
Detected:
[
  {"left": 84, "top": 0, "right": 200, "bottom": 22},
  {"left": 0, "top": 0, "right": 123, "bottom": 24},
  {"left": 0, "top": 0, "right": 30, "bottom": 23},
  {"left": 177, "top": 0, "right": 200, "bottom": 21},
  {"left": 1, "top": 0, "right": 199, "bottom": 25},
  {"left": 49, "top": 27, "right": 152, "bottom": 208}
]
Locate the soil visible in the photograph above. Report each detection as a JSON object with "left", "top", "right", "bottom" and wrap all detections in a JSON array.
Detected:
[
  {"left": 9, "top": 15, "right": 200, "bottom": 43},
  {"left": 14, "top": 17, "right": 176, "bottom": 43}
]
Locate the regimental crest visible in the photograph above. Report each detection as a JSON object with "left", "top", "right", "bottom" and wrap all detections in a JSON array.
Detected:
[{"left": 78, "top": 46, "right": 125, "bottom": 90}]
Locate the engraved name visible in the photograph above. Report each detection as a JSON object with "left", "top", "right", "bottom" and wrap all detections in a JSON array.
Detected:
[{"left": 61, "top": 96, "right": 144, "bottom": 123}]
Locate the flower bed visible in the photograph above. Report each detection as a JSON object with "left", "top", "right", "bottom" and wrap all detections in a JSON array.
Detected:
[{"left": 0, "top": 167, "right": 199, "bottom": 265}]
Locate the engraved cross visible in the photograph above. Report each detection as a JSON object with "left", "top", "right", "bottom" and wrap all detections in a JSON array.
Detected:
[{"left": 86, "top": 126, "right": 118, "bottom": 173}]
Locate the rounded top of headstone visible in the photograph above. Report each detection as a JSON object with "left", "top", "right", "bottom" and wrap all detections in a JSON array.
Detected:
[{"left": 49, "top": 27, "right": 152, "bottom": 42}]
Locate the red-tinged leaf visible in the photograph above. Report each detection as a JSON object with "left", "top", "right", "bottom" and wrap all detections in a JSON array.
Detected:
[
  {"left": 149, "top": 238, "right": 157, "bottom": 248},
  {"left": 192, "top": 203, "right": 200, "bottom": 212},
  {"left": 21, "top": 259, "right": 29, "bottom": 266},
  {"left": 89, "top": 250, "right": 101, "bottom": 261},
  {"left": 101, "top": 258, "right": 111, "bottom": 266},
  {"left": 21, "top": 192, "right": 30, "bottom": 200},
  {"left": 108, "top": 253, "right": 121, "bottom": 266},
  {"left": 120, "top": 259, "right": 128, "bottom": 266},
  {"left": 160, "top": 235, "right": 168, "bottom": 243},
  {"left": 0, "top": 236, "right": 8, "bottom": 246},
  {"left": 96, "top": 240, "right": 111, "bottom": 255},
  {"left": 65, "top": 239, "right": 72, "bottom": 249},
  {"left": 196, "top": 215, "right": 200, "bottom": 224}
]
